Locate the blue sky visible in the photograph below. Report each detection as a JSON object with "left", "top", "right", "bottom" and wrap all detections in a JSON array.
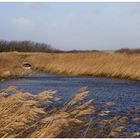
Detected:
[{"left": 0, "top": 2, "right": 140, "bottom": 50}]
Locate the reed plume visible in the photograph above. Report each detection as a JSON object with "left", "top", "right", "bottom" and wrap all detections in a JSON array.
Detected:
[{"left": 0, "top": 86, "right": 139, "bottom": 138}]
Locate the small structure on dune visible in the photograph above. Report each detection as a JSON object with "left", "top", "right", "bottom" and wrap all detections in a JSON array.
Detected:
[{"left": 22, "top": 61, "right": 32, "bottom": 70}]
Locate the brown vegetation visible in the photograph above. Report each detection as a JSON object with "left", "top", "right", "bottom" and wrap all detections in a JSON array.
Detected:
[
  {"left": 0, "top": 52, "right": 140, "bottom": 80},
  {"left": 0, "top": 86, "right": 139, "bottom": 138},
  {"left": 0, "top": 52, "right": 25, "bottom": 79},
  {"left": 27, "top": 52, "right": 140, "bottom": 80},
  {"left": 0, "top": 86, "right": 93, "bottom": 138}
]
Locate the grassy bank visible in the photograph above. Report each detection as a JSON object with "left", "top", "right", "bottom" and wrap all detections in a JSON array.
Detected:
[
  {"left": 27, "top": 52, "right": 140, "bottom": 80},
  {"left": 0, "top": 52, "right": 140, "bottom": 80},
  {"left": 0, "top": 52, "right": 24, "bottom": 79},
  {"left": 0, "top": 86, "right": 139, "bottom": 138}
]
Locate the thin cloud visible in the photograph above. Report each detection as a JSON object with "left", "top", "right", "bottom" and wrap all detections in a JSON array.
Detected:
[{"left": 12, "top": 17, "right": 33, "bottom": 28}]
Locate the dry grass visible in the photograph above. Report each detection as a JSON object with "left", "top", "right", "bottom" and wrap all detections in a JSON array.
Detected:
[
  {"left": 0, "top": 86, "right": 139, "bottom": 138},
  {"left": 27, "top": 52, "right": 140, "bottom": 80},
  {"left": 0, "top": 52, "right": 32, "bottom": 79},
  {"left": 0, "top": 52, "right": 25, "bottom": 79},
  {"left": 0, "top": 52, "right": 140, "bottom": 80},
  {"left": 0, "top": 86, "right": 94, "bottom": 138}
]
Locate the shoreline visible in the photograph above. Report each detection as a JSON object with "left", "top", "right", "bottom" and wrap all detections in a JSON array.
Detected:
[{"left": 1, "top": 70, "right": 140, "bottom": 82}]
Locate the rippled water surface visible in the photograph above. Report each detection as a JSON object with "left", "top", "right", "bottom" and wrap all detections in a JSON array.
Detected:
[{"left": 1, "top": 72, "right": 140, "bottom": 133}]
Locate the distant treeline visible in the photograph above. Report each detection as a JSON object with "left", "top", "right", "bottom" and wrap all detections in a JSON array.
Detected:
[
  {"left": 59, "top": 50, "right": 101, "bottom": 53},
  {"left": 115, "top": 48, "right": 140, "bottom": 54},
  {"left": 0, "top": 40, "right": 140, "bottom": 53},
  {"left": 0, "top": 40, "right": 60, "bottom": 52},
  {"left": 0, "top": 40, "right": 102, "bottom": 53}
]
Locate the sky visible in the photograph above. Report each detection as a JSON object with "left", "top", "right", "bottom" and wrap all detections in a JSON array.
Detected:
[{"left": 0, "top": 2, "right": 140, "bottom": 50}]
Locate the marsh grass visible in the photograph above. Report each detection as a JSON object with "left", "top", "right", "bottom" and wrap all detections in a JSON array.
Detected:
[
  {"left": 27, "top": 52, "right": 140, "bottom": 80},
  {"left": 0, "top": 52, "right": 140, "bottom": 80},
  {"left": 0, "top": 52, "right": 33, "bottom": 79},
  {"left": 0, "top": 52, "right": 25, "bottom": 79},
  {"left": 0, "top": 86, "right": 139, "bottom": 138}
]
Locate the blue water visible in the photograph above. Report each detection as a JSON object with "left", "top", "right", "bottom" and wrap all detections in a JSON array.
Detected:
[{"left": 1, "top": 72, "right": 140, "bottom": 134}]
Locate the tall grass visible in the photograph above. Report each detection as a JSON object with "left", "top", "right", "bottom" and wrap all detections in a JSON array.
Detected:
[
  {"left": 27, "top": 52, "right": 140, "bottom": 80},
  {"left": 0, "top": 86, "right": 139, "bottom": 138},
  {"left": 0, "top": 52, "right": 140, "bottom": 80},
  {"left": 0, "top": 52, "right": 25, "bottom": 79}
]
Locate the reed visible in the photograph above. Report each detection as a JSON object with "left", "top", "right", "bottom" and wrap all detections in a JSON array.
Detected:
[
  {"left": 0, "top": 86, "right": 139, "bottom": 138},
  {"left": 27, "top": 52, "right": 140, "bottom": 80},
  {"left": 0, "top": 52, "right": 140, "bottom": 80},
  {"left": 0, "top": 52, "right": 25, "bottom": 79}
]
